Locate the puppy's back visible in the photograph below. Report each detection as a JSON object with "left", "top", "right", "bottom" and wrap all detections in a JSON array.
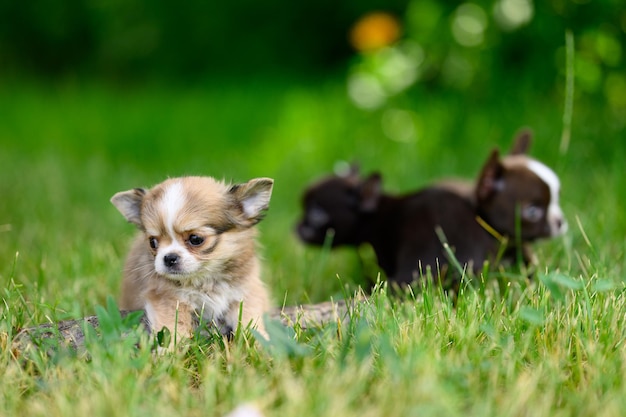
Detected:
[{"left": 393, "top": 188, "right": 494, "bottom": 282}]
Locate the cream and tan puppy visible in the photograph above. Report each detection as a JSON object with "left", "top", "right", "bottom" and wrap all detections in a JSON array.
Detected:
[{"left": 111, "top": 176, "right": 273, "bottom": 342}]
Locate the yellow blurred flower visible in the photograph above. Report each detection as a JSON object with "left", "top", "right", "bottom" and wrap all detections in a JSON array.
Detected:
[{"left": 349, "top": 12, "right": 401, "bottom": 52}]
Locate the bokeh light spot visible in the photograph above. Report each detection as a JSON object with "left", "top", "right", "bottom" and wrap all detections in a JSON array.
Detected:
[
  {"left": 451, "top": 3, "right": 488, "bottom": 47},
  {"left": 575, "top": 55, "right": 603, "bottom": 92},
  {"left": 494, "top": 0, "right": 534, "bottom": 31},
  {"left": 596, "top": 30, "right": 622, "bottom": 67},
  {"left": 376, "top": 41, "right": 424, "bottom": 93},
  {"left": 348, "top": 72, "right": 387, "bottom": 109}
]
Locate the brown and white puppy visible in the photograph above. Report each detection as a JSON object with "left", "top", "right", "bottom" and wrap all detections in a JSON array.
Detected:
[
  {"left": 440, "top": 129, "right": 566, "bottom": 244},
  {"left": 111, "top": 176, "right": 273, "bottom": 342},
  {"left": 296, "top": 130, "right": 566, "bottom": 286},
  {"left": 476, "top": 146, "right": 566, "bottom": 243}
]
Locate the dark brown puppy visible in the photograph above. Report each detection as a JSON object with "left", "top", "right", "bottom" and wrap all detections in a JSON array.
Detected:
[{"left": 297, "top": 131, "right": 566, "bottom": 286}]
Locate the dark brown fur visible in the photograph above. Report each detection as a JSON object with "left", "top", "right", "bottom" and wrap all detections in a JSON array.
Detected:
[
  {"left": 298, "top": 173, "right": 507, "bottom": 285},
  {"left": 297, "top": 129, "right": 565, "bottom": 287}
]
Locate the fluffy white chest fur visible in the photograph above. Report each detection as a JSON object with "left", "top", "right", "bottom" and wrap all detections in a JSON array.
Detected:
[{"left": 143, "top": 278, "right": 245, "bottom": 334}]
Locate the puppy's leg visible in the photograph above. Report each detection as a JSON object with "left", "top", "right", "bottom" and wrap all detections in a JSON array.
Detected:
[
  {"left": 520, "top": 243, "right": 538, "bottom": 279},
  {"left": 144, "top": 290, "right": 195, "bottom": 348},
  {"left": 224, "top": 286, "right": 270, "bottom": 340},
  {"left": 521, "top": 243, "right": 537, "bottom": 267},
  {"left": 241, "top": 301, "right": 268, "bottom": 340}
]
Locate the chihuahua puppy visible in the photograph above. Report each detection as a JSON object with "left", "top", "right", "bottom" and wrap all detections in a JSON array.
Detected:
[
  {"left": 297, "top": 130, "right": 566, "bottom": 286},
  {"left": 111, "top": 176, "right": 273, "bottom": 342}
]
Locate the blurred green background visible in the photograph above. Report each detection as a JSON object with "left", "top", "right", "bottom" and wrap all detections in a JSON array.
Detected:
[{"left": 1, "top": 0, "right": 625, "bottom": 318}]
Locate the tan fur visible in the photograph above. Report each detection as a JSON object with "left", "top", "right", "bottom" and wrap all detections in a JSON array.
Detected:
[
  {"left": 112, "top": 176, "right": 273, "bottom": 345},
  {"left": 433, "top": 178, "right": 475, "bottom": 201}
]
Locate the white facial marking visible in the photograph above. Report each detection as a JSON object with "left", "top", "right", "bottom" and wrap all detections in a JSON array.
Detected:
[
  {"left": 154, "top": 181, "right": 199, "bottom": 277},
  {"left": 161, "top": 180, "right": 186, "bottom": 237},
  {"left": 527, "top": 159, "right": 567, "bottom": 236}
]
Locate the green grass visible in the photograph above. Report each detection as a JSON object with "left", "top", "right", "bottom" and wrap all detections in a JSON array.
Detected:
[{"left": 1, "top": 76, "right": 626, "bottom": 417}]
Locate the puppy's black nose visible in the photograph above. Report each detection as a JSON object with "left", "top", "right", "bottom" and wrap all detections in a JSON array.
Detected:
[{"left": 163, "top": 253, "right": 180, "bottom": 267}]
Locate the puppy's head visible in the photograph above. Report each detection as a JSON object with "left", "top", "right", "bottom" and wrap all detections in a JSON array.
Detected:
[
  {"left": 111, "top": 176, "right": 273, "bottom": 280},
  {"left": 475, "top": 130, "right": 566, "bottom": 241},
  {"left": 297, "top": 167, "right": 382, "bottom": 246}
]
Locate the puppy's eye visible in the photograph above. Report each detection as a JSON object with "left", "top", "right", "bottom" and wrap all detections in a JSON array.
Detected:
[
  {"left": 188, "top": 234, "right": 205, "bottom": 246},
  {"left": 149, "top": 237, "right": 158, "bottom": 250},
  {"left": 522, "top": 204, "right": 544, "bottom": 222}
]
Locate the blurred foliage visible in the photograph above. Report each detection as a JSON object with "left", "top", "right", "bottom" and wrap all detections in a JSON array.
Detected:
[
  {"left": 1, "top": 0, "right": 624, "bottom": 98},
  {"left": 0, "top": 0, "right": 623, "bottom": 125},
  {"left": 348, "top": 0, "right": 626, "bottom": 108},
  {"left": 0, "top": 0, "right": 407, "bottom": 78},
  {"left": 0, "top": 0, "right": 626, "bottom": 85},
  {"left": 342, "top": 0, "right": 626, "bottom": 153},
  {"left": 0, "top": 0, "right": 623, "bottom": 139}
]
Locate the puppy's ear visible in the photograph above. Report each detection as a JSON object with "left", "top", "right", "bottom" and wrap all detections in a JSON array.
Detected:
[
  {"left": 111, "top": 188, "right": 146, "bottom": 227},
  {"left": 476, "top": 150, "right": 505, "bottom": 202},
  {"left": 230, "top": 178, "right": 274, "bottom": 224},
  {"left": 509, "top": 128, "right": 533, "bottom": 155},
  {"left": 360, "top": 173, "right": 382, "bottom": 212},
  {"left": 334, "top": 161, "right": 359, "bottom": 178},
  {"left": 337, "top": 162, "right": 361, "bottom": 186}
]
